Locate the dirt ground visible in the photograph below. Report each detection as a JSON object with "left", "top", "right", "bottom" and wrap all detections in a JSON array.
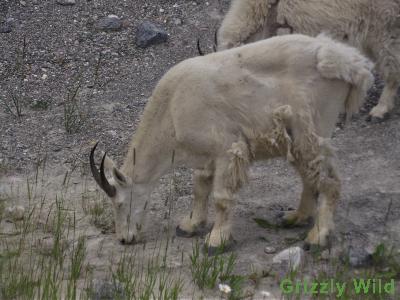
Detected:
[{"left": 1, "top": 0, "right": 400, "bottom": 299}]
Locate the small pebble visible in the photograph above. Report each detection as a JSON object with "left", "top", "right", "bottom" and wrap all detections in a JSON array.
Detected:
[
  {"left": 4, "top": 205, "right": 25, "bottom": 221},
  {"left": 173, "top": 18, "right": 182, "bottom": 25},
  {"left": 264, "top": 246, "right": 277, "bottom": 254},
  {"left": 56, "top": 0, "right": 76, "bottom": 6},
  {"left": 341, "top": 246, "right": 373, "bottom": 268},
  {"left": 272, "top": 246, "right": 304, "bottom": 271},
  {"left": 94, "top": 15, "right": 123, "bottom": 31},
  {"left": 36, "top": 236, "right": 68, "bottom": 255},
  {"left": 320, "top": 249, "right": 331, "bottom": 260}
]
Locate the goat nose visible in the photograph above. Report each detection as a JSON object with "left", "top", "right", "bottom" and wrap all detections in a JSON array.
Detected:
[{"left": 120, "top": 238, "right": 126, "bottom": 245}]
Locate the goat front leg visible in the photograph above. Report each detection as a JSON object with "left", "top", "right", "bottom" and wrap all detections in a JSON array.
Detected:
[
  {"left": 279, "top": 179, "right": 317, "bottom": 227},
  {"left": 370, "top": 78, "right": 398, "bottom": 120},
  {"left": 205, "top": 189, "right": 235, "bottom": 255},
  {"left": 205, "top": 141, "right": 250, "bottom": 254},
  {"left": 176, "top": 168, "right": 213, "bottom": 237},
  {"left": 206, "top": 159, "right": 235, "bottom": 250}
]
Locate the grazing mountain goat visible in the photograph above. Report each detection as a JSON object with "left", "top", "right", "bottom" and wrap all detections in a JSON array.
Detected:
[
  {"left": 218, "top": 0, "right": 400, "bottom": 120},
  {"left": 90, "top": 34, "right": 373, "bottom": 253}
]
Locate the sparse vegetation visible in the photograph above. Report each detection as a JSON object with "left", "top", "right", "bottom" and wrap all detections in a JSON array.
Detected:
[
  {"left": 0, "top": 37, "right": 29, "bottom": 119},
  {"left": 189, "top": 240, "right": 244, "bottom": 299},
  {"left": 0, "top": 160, "right": 8, "bottom": 175},
  {"left": 1, "top": 151, "right": 398, "bottom": 299},
  {"left": 0, "top": 165, "right": 185, "bottom": 299},
  {"left": 0, "top": 89, "right": 25, "bottom": 119},
  {"left": 0, "top": 200, "right": 5, "bottom": 222},
  {"left": 30, "top": 99, "right": 50, "bottom": 111},
  {"left": 81, "top": 191, "right": 114, "bottom": 233},
  {"left": 104, "top": 245, "right": 184, "bottom": 299},
  {"left": 63, "top": 81, "right": 86, "bottom": 134},
  {"left": 253, "top": 217, "right": 280, "bottom": 230},
  {"left": 371, "top": 243, "right": 400, "bottom": 280},
  {"left": 0, "top": 195, "right": 90, "bottom": 300}
]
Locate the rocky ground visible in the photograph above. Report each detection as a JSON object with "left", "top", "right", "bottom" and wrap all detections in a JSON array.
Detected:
[
  {"left": 1, "top": 0, "right": 400, "bottom": 299},
  {"left": 0, "top": 0, "right": 227, "bottom": 172}
]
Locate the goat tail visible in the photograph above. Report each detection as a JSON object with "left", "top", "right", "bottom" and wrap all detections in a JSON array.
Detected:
[{"left": 316, "top": 34, "right": 374, "bottom": 121}]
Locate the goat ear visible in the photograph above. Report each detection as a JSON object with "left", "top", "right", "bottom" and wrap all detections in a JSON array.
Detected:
[{"left": 112, "top": 168, "right": 128, "bottom": 186}]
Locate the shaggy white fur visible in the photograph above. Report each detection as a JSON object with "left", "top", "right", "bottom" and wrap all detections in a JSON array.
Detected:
[
  {"left": 218, "top": 0, "right": 400, "bottom": 119},
  {"left": 91, "top": 34, "right": 373, "bottom": 250}
]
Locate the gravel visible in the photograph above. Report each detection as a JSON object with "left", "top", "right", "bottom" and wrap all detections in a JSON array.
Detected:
[{"left": 0, "top": 0, "right": 228, "bottom": 171}]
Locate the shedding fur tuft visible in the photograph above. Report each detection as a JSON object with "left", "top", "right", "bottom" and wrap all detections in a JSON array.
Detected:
[
  {"left": 226, "top": 140, "right": 251, "bottom": 191},
  {"left": 270, "top": 105, "right": 295, "bottom": 162}
]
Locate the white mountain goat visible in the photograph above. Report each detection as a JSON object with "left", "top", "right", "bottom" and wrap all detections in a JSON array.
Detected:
[
  {"left": 217, "top": 0, "right": 399, "bottom": 120},
  {"left": 90, "top": 34, "right": 373, "bottom": 253}
]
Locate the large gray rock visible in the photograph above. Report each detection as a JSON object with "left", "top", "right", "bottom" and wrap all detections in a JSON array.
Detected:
[
  {"left": 135, "top": 21, "right": 168, "bottom": 48},
  {"left": 95, "top": 15, "right": 123, "bottom": 31}
]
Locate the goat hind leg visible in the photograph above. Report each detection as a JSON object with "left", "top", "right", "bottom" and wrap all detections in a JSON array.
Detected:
[
  {"left": 304, "top": 160, "right": 340, "bottom": 248},
  {"left": 369, "top": 79, "right": 398, "bottom": 119},
  {"left": 290, "top": 129, "right": 340, "bottom": 247},
  {"left": 176, "top": 168, "right": 213, "bottom": 237}
]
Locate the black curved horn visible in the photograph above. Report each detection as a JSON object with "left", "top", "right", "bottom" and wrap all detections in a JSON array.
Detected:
[
  {"left": 90, "top": 142, "right": 102, "bottom": 187},
  {"left": 100, "top": 152, "right": 116, "bottom": 197},
  {"left": 89, "top": 142, "right": 116, "bottom": 197},
  {"left": 197, "top": 38, "right": 204, "bottom": 56},
  {"left": 213, "top": 29, "right": 218, "bottom": 52}
]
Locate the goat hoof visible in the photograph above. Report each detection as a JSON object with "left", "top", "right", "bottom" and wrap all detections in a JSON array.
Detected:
[
  {"left": 275, "top": 211, "right": 294, "bottom": 228},
  {"left": 366, "top": 114, "right": 389, "bottom": 123},
  {"left": 275, "top": 212, "right": 312, "bottom": 228},
  {"left": 175, "top": 225, "right": 196, "bottom": 238},
  {"left": 303, "top": 234, "right": 333, "bottom": 252},
  {"left": 303, "top": 243, "right": 329, "bottom": 255},
  {"left": 205, "top": 236, "right": 236, "bottom": 256},
  {"left": 303, "top": 242, "right": 311, "bottom": 251},
  {"left": 303, "top": 242, "right": 323, "bottom": 253}
]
